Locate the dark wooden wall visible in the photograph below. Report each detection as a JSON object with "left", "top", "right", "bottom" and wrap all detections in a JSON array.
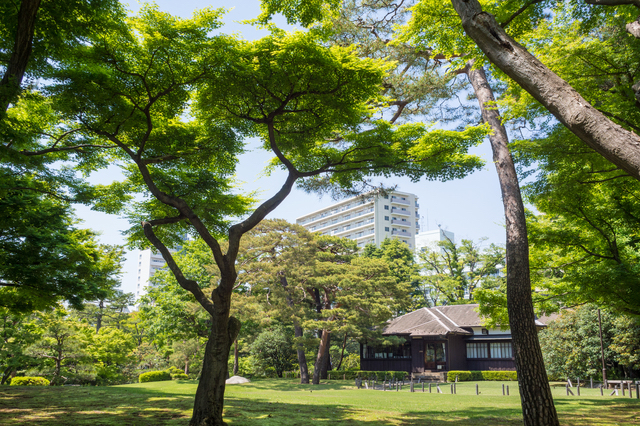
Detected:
[
  {"left": 411, "top": 338, "right": 424, "bottom": 374},
  {"left": 360, "top": 358, "right": 412, "bottom": 373},
  {"left": 448, "top": 335, "right": 468, "bottom": 371}
]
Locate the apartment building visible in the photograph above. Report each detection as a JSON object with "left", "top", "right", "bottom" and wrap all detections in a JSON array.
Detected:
[
  {"left": 135, "top": 247, "right": 183, "bottom": 299},
  {"left": 295, "top": 190, "right": 420, "bottom": 248},
  {"left": 415, "top": 227, "right": 455, "bottom": 253}
]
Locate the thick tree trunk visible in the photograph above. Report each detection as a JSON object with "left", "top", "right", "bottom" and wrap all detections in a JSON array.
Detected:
[
  {"left": 1, "top": 0, "right": 41, "bottom": 115},
  {"left": 312, "top": 330, "right": 331, "bottom": 384},
  {"left": 451, "top": 0, "right": 640, "bottom": 181},
  {"left": 466, "top": 63, "right": 559, "bottom": 426},
  {"left": 189, "top": 289, "right": 241, "bottom": 426},
  {"left": 294, "top": 323, "right": 310, "bottom": 383}
]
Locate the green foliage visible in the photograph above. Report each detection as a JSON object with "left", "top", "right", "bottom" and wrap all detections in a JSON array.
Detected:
[
  {"left": 356, "top": 371, "right": 407, "bottom": 381},
  {"left": 250, "top": 327, "right": 296, "bottom": 378},
  {"left": 363, "top": 238, "right": 422, "bottom": 310},
  {"left": 539, "top": 306, "right": 617, "bottom": 381},
  {"left": 419, "top": 237, "right": 505, "bottom": 309},
  {"left": 447, "top": 370, "right": 517, "bottom": 381},
  {"left": 9, "top": 376, "right": 50, "bottom": 386},
  {"left": 0, "top": 173, "right": 126, "bottom": 312},
  {"left": 139, "top": 370, "right": 172, "bottom": 383}
]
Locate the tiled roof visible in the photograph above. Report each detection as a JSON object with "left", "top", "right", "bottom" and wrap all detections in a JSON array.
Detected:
[
  {"left": 383, "top": 304, "right": 546, "bottom": 336},
  {"left": 383, "top": 305, "right": 478, "bottom": 337}
]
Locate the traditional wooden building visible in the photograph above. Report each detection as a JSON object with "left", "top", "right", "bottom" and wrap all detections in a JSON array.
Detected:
[{"left": 360, "top": 304, "right": 546, "bottom": 375}]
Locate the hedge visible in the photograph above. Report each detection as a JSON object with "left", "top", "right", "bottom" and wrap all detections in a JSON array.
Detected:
[
  {"left": 139, "top": 370, "right": 172, "bottom": 383},
  {"left": 330, "top": 371, "right": 407, "bottom": 381},
  {"left": 447, "top": 370, "right": 517, "bottom": 382},
  {"left": 10, "top": 376, "right": 50, "bottom": 386},
  {"left": 171, "top": 372, "right": 189, "bottom": 380}
]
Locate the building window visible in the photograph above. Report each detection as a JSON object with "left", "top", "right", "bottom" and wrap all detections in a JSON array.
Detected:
[
  {"left": 466, "top": 342, "right": 488, "bottom": 358},
  {"left": 384, "top": 205, "right": 389, "bottom": 210},
  {"left": 383, "top": 195, "right": 389, "bottom": 199},
  {"left": 363, "top": 341, "right": 411, "bottom": 359},
  {"left": 491, "top": 342, "right": 513, "bottom": 359},
  {"left": 385, "top": 227, "right": 389, "bottom": 231},
  {"left": 384, "top": 216, "right": 389, "bottom": 220}
]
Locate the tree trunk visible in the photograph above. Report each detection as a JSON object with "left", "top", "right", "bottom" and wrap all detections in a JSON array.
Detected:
[
  {"left": 280, "top": 275, "right": 309, "bottom": 383},
  {"left": 335, "top": 333, "right": 348, "bottom": 371},
  {"left": 189, "top": 289, "right": 241, "bottom": 426},
  {"left": 294, "top": 323, "right": 310, "bottom": 384},
  {"left": 466, "top": 63, "right": 559, "bottom": 426},
  {"left": 233, "top": 339, "right": 239, "bottom": 376},
  {"left": 0, "top": 0, "right": 41, "bottom": 115},
  {"left": 451, "top": 0, "right": 640, "bottom": 181},
  {"left": 312, "top": 329, "right": 330, "bottom": 384}
]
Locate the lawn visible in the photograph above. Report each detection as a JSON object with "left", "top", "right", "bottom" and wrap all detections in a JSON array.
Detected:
[{"left": 2, "top": 379, "right": 640, "bottom": 425}]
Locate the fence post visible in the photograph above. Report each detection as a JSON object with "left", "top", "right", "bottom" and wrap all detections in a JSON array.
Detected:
[
  {"left": 577, "top": 385, "right": 580, "bottom": 396},
  {"left": 600, "top": 385, "right": 603, "bottom": 396},
  {"left": 411, "top": 381, "right": 414, "bottom": 392},
  {"left": 590, "top": 377, "right": 593, "bottom": 389},
  {"left": 422, "top": 383, "right": 425, "bottom": 392},
  {"left": 629, "top": 382, "right": 633, "bottom": 399},
  {"left": 636, "top": 383, "right": 640, "bottom": 399},
  {"left": 506, "top": 385, "right": 510, "bottom": 396},
  {"left": 429, "top": 383, "right": 432, "bottom": 393},
  {"left": 502, "top": 384, "right": 505, "bottom": 396},
  {"left": 623, "top": 382, "right": 626, "bottom": 397},
  {"left": 476, "top": 383, "right": 479, "bottom": 395},
  {"left": 450, "top": 384, "right": 454, "bottom": 394}
]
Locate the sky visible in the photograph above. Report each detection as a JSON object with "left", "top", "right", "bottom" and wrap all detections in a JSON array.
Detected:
[{"left": 73, "top": 0, "right": 507, "bottom": 296}]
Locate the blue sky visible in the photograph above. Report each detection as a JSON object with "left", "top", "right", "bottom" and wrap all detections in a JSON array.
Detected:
[{"left": 74, "top": 0, "right": 507, "bottom": 295}]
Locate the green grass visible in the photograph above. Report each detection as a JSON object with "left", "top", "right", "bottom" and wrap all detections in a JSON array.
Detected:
[{"left": 2, "top": 379, "right": 640, "bottom": 425}]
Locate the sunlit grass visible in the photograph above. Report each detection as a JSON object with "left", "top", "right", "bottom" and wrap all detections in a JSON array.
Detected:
[{"left": 1, "top": 379, "right": 639, "bottom": 425}]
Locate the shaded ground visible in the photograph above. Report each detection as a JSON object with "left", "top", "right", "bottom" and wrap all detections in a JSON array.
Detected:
[{"left": 1, "top": 379, "right": 639, "bottom": 425}]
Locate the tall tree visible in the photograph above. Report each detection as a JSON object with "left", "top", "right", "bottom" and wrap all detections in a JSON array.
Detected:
[{"left": 51, "top": 7, "right": 487, "bottom": 424}]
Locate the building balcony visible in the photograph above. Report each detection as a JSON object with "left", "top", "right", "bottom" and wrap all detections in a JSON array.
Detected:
[
  {"left": 391, "top": 219, "right": 411, "bottom": 227},
  {"left": 391, "top": 198, "right": 410, "bottom": 206},
  {"left": 391, "top": 230, "right": 412, "bottom": 237},
  {"left": 391, "top": 208, "right": 410, "bottom": 216}
]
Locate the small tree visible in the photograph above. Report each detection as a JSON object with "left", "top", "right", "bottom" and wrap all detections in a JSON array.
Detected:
[{"left": 250, "top": 327, "right": 296, "bottom": 378}]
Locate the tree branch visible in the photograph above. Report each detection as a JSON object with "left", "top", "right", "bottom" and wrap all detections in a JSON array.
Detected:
[{"left": 142, "top": 221, "right": 215, "bottom": 316}]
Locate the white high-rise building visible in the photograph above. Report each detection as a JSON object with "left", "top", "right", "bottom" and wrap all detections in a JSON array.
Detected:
[
  {"left": 135, "top": 248, "right": 182, "bottom": 299},
  {"left": 415, "top": 227, "right": 455, "bottom": 253},
  {"left": 296, "top": 190, "right": 420, "bottom": 248}
]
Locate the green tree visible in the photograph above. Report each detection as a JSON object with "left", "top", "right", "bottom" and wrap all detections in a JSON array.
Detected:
[
  {"left": 26, "top": 307, "right": 94, "bottom": 385},
  {"left": 0, "top": 174, "right": 126, "bottom": 312},
  {"left": 363, "top": 238, "right": 422, "bottom": 309},
  {"left": 50, "top": 6, "right": 487, "bottom": 424},
  {"left": 418, "top": 238, "right": 505, "bottom": 306},
  {"left": 0, "top": 308, "right": 39, "bottom": 384},
  {"left": 250, "top": 327, "right": 296, "bottom": 378},
  {"left": 88, "top": 327, "right": 137, "bottom": 385}
]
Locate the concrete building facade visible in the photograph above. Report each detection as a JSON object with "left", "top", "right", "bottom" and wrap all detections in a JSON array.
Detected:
[
  {"left": 415, "top": 227, "right": 455, "bottom": 253},
  {"left": 135, "top": 248, "right": 180, "bottom": 299},
  {"left": 296, "top": 190, "right": 420, "bottom": 248}
]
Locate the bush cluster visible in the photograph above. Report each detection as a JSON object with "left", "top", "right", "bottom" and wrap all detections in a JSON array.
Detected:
[
  {"left": 138, "top": 370, "right": 172, "bottom": 383},
  {"left": 447, "top": 370, "right": 517, "bottom": 382},
  {"left": 10, "top": 376, "right": 50, "bottom": 386}
]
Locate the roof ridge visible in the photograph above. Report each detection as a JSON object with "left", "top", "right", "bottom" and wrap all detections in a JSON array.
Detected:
[
  {"left": 425, "top": 307, "right": 452, "bottom": 332},
  {"left": 435, "top": 307, "right": 460, "bottom": 328}
]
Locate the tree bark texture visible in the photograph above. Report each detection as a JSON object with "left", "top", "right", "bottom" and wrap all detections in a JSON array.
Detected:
[
  {"left": 466, "top": 63, "right": 560, "bottom": 426},
  {"left": 189, "top": 280, "right": 241, "bottom": 426},
  {"left": 451, "top": 0, "right": 640, "bottom": 181},
  {"left": 1, "top": 0, "right": 41, "bottom": 115},
  {"left": 312, "top": 330, "right": 331, "bottom": 385},
  {"left": 294, "top": 324, "right": 310, "bottom": 384}
]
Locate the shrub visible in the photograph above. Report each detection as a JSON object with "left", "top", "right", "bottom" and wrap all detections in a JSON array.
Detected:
[
  {"left": 481, "top": 371, "right": 517, "bottom": 381},
  {"left": 10, "top": 376, "right": 50, "bottom": 386},
  {"left": 447, "top": 370, "right": 517, "bottom": 382},
  {"left": 171, "top": 372, "right": 189, "bottom": 380},
  {"left": 138, "top": 370, "right": 172, "bottom": 383}
]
